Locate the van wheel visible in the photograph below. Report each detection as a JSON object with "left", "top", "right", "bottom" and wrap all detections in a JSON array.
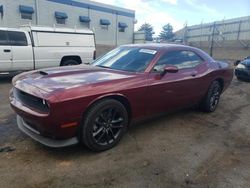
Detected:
[
  {"left": 200, "top": 80, "right": 222, "bottom": 112},
  {"left": 81, "top": 99, "right": 128, "bottom": 152},
  {"left": 61, "top": 59, "right": 79, "bottom": 66}
]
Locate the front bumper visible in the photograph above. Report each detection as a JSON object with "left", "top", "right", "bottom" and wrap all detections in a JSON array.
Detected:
[
  {"left": 17, "top": 115, "right": 78, "bottom": 148},
  {"left": 235, "top": 68, "right": 250, "bottom": 79}
]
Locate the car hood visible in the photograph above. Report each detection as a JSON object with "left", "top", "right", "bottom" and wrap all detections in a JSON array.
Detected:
[
  {"left": 241, "top": 60, "right": 250, "bottom": 67},
  {"left": 13, "top": 65, "right": 137, "bottom": 94}
]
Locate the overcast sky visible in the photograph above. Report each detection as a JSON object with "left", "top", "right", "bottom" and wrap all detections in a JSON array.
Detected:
[{"left": 92, "top": 0, "right": 250, "bottom": 35}]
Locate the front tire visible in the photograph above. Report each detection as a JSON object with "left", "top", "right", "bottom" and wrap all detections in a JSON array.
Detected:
[
  {"left": 200, "top": 80, "right": 222, "bottom": 112},
  {"left": 81, "top": 99, "right": 128, "bottom": 151}
]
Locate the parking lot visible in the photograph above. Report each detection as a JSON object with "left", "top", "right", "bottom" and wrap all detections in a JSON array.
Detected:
[{"left": 0, "top": 74, "right": 250, "bottom": 188}]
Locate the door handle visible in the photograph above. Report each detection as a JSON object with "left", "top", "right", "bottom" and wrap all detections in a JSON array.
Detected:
[{"left": 3, "top": 49, "right": 11, "bottom": 53}]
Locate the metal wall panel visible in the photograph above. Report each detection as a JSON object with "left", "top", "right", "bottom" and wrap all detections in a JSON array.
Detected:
[
  {"left": 181, "top": 16, "right": 250, "bottom": 43},
  {"left": 0, "top": 0, "right": 135, "bottom": 46}
]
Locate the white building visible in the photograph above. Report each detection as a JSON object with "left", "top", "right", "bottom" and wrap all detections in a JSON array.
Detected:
[{"left": 0, "top": 0, "right": 135, "bottom": 47}]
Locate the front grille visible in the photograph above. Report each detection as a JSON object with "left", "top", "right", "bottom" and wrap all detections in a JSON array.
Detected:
[{"left": 14, "top": 88, "right": 49, "bottom": 113}]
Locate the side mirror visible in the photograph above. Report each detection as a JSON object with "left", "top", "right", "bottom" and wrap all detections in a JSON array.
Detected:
[{"left": 160, "top": 65, "right": 179, "bottom": 76}]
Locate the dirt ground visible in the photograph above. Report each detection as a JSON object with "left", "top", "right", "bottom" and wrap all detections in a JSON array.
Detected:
[{"left": 0, "top": 75, "right": 250, "bottom": 188}]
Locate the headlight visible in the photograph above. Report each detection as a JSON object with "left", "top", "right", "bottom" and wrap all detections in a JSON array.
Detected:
[{"left": 237, "top": 64, "right": 246, "bottom": 69}]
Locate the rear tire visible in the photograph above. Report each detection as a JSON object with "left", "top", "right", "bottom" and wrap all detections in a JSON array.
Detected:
[
  {"left": 81, "top": 99, "right": 128, "bottom": 152},
  {"left": 61, "top": 59, "right": 79, "bottom": 66},
  {"left": 200, "top": 80, "right": 222, "bottom": 112}
]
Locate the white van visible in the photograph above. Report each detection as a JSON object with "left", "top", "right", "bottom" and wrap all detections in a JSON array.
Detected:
[{"left": 0, "top": 26, "right": 96, "bottom": 74}]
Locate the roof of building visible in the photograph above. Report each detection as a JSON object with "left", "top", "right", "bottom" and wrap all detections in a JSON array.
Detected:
[{"left": 47, "top": 0, "right": 135, "bottom": 18}]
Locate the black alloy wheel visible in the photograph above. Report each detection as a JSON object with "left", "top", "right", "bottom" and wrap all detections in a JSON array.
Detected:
[
  {"left": 93, "top": 107, "right": 125, "bottom": 145},
  {"left": 81, "top": 99, "right": 128, "bottom": 151},
  {"left": 209, "top": 82, "right": 221, "bottom": 111},
  {"left": 200, "top": 80, "right": 222, "bottom": 112}
]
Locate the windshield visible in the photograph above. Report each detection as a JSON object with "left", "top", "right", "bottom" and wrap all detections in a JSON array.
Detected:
[
  {"left": 91, "top": 47, "right": 157, "bottom": 72},
  {"left": 241, "top": 59, "right": 250, "bottom": 65}
]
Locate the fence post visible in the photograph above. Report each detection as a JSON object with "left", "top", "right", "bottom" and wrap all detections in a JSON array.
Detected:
[
  {"left": 209, "top": 21, "right": 216, "bottom": 57},
  {"left": 237, "top": 20, "right": 242, "bottom": 40}
]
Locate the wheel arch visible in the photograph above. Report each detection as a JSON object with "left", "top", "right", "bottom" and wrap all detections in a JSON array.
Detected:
[
  {"left": 84, "top": 93, "right": 132, "bottom": 124},
  {"left": 199, "top": 77, "right": 224, "bottom": 112},
  {"left": 214, "top": 77, "right": 224, "bottom": 91},
  {"left": 60, "top": 56, "right": 82, "bottom": 66},
  {"left": 200, "top": 77, "right": 225, "bottom": 104}
]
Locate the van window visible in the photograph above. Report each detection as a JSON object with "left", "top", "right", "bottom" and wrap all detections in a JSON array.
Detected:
[
  {"left": 8, "top": 31, "right": 28, "bottom": 46},
  {"left": 0, "top": 30, "right": 9, "bottom": 45}
]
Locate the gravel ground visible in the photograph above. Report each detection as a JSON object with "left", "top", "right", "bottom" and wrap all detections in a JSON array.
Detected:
[{"left": 0, "top": 75, "right": 250, "bottom": 188}]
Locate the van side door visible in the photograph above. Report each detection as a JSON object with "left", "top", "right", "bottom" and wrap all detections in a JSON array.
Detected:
[
  {"left": 0, "top": 30, "right": 12, "bottom": 72},
  {"left": 8, "top": 30, "right": 33, "bottom": 71}
]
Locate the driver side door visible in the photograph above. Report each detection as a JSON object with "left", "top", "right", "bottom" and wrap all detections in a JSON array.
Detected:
[{"left": 146, "top": 50, "right": 205, "bottom": 116}]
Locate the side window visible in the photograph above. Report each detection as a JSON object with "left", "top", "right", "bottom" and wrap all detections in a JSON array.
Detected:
[
  {"left": 119, "top": 27, "right": 125, "bottom": 32},
  {"left": 56, "top": 18, "right": 66, "bottom": 25},
  {"left": 0, "top": 30, "right": 9, "bottom": 45},
  {"left": 153, "top": 50, "right": 204, "bottom": 71},
  {"left": 81, "top": 22, "right": 90, "bottom": 28},
  {"left": 21, "top": 13, "right": 32, "bottom": 20},
  {"left": 7, "top": 31, "right": 28, "bottom": 46}
]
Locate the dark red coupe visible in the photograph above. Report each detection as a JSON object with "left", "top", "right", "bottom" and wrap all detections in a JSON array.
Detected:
[{"left": 10, "top": 44, "right": 233, "bottom": 151}]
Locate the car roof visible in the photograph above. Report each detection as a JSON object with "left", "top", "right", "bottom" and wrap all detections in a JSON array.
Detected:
[
  {"left": 121, "top": 43, "right": 198, "bottom": 51},
  {"left": 0, "top": 27, "right": 25, "bottom": 32},
  {"left": 121, "top": 43, "right": 214, "bottom": 62}
]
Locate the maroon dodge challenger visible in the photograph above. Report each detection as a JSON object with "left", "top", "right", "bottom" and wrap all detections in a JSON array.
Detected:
[{"left": 10, "top": 44, "right": 233, "bottom": 151}]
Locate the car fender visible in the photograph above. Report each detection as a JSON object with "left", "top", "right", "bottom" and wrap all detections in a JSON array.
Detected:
[{"left": 85, "top": 93, "right": 130, "bottom": 113}]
